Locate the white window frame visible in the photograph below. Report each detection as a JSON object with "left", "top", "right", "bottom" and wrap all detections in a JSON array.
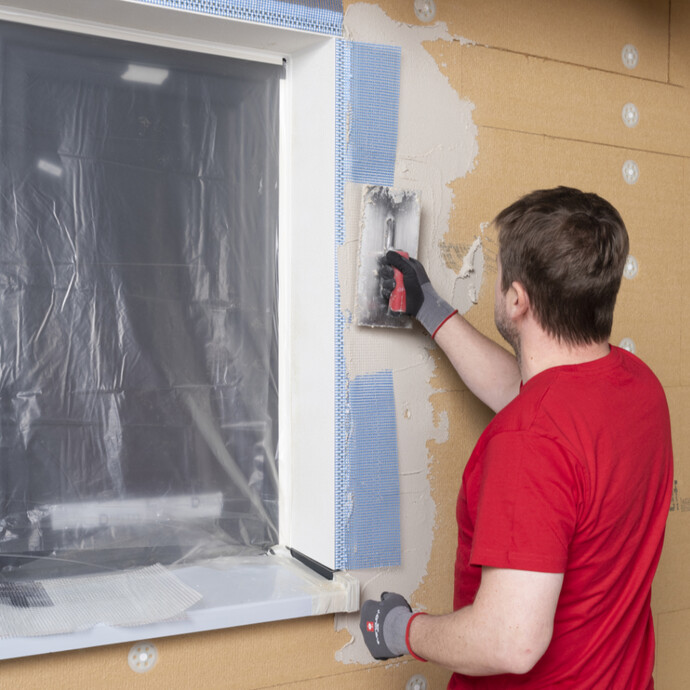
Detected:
[{"left": 0, "top": 0, "right": 353, "bottom": 659}]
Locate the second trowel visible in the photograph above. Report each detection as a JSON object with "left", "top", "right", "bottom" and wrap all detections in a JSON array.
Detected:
[{"left": 355, "top": 185, "right": 421, "bottom": 328}]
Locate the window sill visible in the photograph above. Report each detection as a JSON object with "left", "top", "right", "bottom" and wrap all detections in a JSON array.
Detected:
[{"left": 0, "top": 548, "right": 359, "bottom": 660}]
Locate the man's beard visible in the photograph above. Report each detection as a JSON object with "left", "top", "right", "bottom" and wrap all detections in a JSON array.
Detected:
[{"left": 495, "top": 303, "right": 521, "bottom": 365}]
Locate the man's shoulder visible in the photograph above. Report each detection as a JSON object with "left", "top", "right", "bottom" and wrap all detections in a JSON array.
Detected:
[
  {"left": 490, "top": 347, "right": 664, "bottom": 432},
  {"left": 610, "top": 346, "right": 667, "bottom": 404},
  {"left": 475, "top": 346, "right": 669, "bottom": 458}
]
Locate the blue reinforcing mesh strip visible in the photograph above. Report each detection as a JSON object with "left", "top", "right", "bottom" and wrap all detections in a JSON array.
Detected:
[
  {"left": 335, "top": 39, "right": 402, "bottom": 569},
  {"left": 341, "top": 371, "right": 402, "bottom": 569},
  {"left": 133, "top": 0, "right": 343, "bottom": 36},
  {"left": 345, "top": 41, "right": 401, "bottom": 185}
]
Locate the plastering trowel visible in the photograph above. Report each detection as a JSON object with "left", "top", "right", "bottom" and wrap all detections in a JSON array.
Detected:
[{"left": 355, "top": 185, "right": 421, "bottom": 328}]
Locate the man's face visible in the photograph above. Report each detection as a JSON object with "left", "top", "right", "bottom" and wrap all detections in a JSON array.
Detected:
[{"left": 494, "top": 257, "right": 520, "bottom": 354}]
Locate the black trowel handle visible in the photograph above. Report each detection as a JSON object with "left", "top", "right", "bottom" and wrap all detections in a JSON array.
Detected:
[{"left": 388, "top": 250, "right": 409, "bottom": 313}]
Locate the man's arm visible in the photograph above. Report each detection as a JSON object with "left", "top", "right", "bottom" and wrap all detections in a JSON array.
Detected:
[
  {"left": 383, "top": 252, "right": 520, "bottom": 412},
  {"left": 434, "top": 315, "right": 521, "bottom": 413},
  {"left": 361, "top": 567, "right": 563, "bottom": 675},
  {"left": 409, "top": 568, "right": 563, "bottom": 675}
]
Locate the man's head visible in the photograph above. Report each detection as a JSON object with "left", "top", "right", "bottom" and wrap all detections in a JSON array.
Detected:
[{"left": 494, "top": 186, "right": 629, "bottom": 347}]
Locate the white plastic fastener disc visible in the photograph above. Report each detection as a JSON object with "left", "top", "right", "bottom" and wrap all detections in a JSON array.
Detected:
[
  {"left": 414, "top": 0, "right": 436, "bottom": 22},
  {"left": 622, "top": 160, "right": 639, "bottom": 185},
  {"left": 622, "top": 103, "right": 639, "bottom": 128},
  {"left": 623, "top": 255, "right": 638, "bottom": 280},
  {"left": 128, "top": 642, "right": 159, "bottom": 673},
  {"left": 406, "top": 674, "right": 429, "bottom": 690},
  {"left": 619, "top": 337, "right": 636, "bottom": 354},
  {"left": 622, "top": 44, "right": 639, "bottom": 69}
]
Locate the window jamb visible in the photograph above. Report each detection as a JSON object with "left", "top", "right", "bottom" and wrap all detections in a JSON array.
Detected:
[{"left": 0, "top": 1, "right": 347, "bottom": 659}]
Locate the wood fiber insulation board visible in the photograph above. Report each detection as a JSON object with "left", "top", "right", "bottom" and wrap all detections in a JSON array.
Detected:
[
  {"left": 426, "top": 40, "right": 688, "bottom": 157},
  {"left": 682, "top": 156, "right": 690, "bottom": 385},
  {"left": 352, "top": 0, "right": 682, "bottom": 686},
  {"left": 654, "top": 387, "right": 690, "bottom": 620},
  {"left": 373, "top": 0, "right": 670, "bottom": 82},
  {"left": 413, "top": 389, "right": 495, "bottom": 615},
  {"left": 442, "top": 121, "right": 683, "bottom": 386},
  {"left": 653, "top": 473, "right": 690, "bottom": 613},
  {"left": 266, "top": 662, "right": 449, "bottom": 689},
  {"left": 537, "top": 139, "right": 683, "bottom": 387},
  {"left": 0, "top": 616, "right": 451, "bottom": 689},
  {"left": 656, "top": 608, "right": 690, "bottom": 689},
  {"left": 670, "top": 0, "right": 690, "bottom": 87}
]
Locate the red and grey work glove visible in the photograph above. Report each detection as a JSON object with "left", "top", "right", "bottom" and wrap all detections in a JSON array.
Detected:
[
  {"left": 380, "top": 251, "right": 457, "bottom": 338},
  {"left": 359, "top": 592, "right": 427, "bottom": 661}
]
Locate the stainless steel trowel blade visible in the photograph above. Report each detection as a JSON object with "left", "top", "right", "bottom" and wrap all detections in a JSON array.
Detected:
[{"left": 355, "top": 185, "right": 421, "bottom": 328}]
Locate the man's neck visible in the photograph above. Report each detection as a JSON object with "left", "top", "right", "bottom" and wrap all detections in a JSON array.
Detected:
[{"left": 518, "top": 329, "right": 611, "bottom": 384}]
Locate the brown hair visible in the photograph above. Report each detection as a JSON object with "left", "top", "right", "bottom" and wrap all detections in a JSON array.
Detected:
[{"left": 494, "top": 187, "right": 629, "bottom": 345}]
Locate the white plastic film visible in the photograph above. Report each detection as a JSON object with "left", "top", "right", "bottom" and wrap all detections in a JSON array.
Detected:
[{"left": 0, "top": 19, "right": 282, "bottom": 579}]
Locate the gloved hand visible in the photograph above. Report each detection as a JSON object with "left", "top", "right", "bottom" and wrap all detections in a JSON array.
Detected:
[
  {"left": 359, "top": 592, "right": 414, "bottom": 660},
  {"left": 380, "top": 251, "right": 457, "bottom": 338}
]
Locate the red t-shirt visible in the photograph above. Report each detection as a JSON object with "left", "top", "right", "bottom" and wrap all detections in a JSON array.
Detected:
[{"left": 451, "top": 346, "right": 673, "bottom": 689}]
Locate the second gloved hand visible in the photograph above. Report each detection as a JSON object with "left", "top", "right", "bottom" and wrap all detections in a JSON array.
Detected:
[
  {"left": 359, "top": 592, "right": 413, "bottom": 660},
  {"left": 381, "top": 251, "right": 457, "bottom": 338}
]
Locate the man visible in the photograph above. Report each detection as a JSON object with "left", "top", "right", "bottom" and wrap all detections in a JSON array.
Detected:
[{"left": 360, "top": 187, "right": 673, "bottom": 688}]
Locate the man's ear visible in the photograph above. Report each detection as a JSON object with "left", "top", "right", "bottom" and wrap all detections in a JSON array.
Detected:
[{"left": 508, "top": 281, "right": 530, "bottom": 319}]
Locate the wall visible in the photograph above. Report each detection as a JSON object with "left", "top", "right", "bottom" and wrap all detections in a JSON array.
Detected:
[{"left": 1, "top": 0, "right": 689, "bottom": 687}]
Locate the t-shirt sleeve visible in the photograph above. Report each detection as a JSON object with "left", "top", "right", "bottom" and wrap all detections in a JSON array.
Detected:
[{"left": 470, "top": 430, "right": 580, "bottom": 573}]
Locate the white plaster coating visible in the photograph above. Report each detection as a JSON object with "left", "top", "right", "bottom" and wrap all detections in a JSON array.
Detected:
[
  {"left": 336, "top": 3, "right": 479, "bottom": 664},
  {"left": 459, "top": 237, "right": 482, "bottom": 279},
  {"left": 453, "top": 235, "right": 484, "bottom": 313}
]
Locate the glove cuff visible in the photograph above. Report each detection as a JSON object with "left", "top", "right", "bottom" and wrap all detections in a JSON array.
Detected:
[
  {"left": 406, "top": 612, "right": 429, "bottom": 662},
  {"left": 416, "top": 283, "right": 457, "bottom": 338}
]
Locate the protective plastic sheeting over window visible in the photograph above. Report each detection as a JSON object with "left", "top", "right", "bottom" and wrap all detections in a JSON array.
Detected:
[{"left": 0, "top": 20, "right": 282, "bottom": 580}]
